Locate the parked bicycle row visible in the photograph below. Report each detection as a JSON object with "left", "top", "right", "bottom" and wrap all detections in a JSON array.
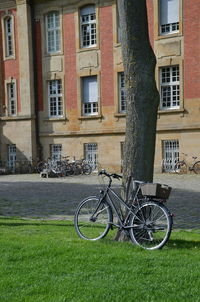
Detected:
[
  {"left": 37, "top": 157, "right": 93, "bottom": 176},
  {"left": 162, "top": 153, "right": 200, "bottom": 174},
  {"left": 0, "top": 157, "right": 95, "bottom": 176}
]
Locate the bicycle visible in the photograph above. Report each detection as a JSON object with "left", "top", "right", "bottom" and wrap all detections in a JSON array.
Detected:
[
  {"left": 74, "top": 170, "right": 173, "bottom": 250},
  {"left": 174, "top": 153, "right": 200, "bottom": 174}
]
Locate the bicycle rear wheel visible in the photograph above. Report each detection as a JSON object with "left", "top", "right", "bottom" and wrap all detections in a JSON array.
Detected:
[
  {"left": 74, "top": 196, "right": 113, "bottom": 240},
  {"left": 82, "top": 163, "right": 92, "bottom": 175},
  {"left": 193, "top": 161, "right": 200, "bottom": 174},
  {"left": 174, "top": 161, "right": 187, "bottom": 174},
  {"left": 129, "top": 201, "right": 172, "bottom": 250}
]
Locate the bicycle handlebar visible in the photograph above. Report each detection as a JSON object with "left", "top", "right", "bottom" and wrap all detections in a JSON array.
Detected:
[{"left": 98, "top": 169, "right": 122, "bottom": 181}]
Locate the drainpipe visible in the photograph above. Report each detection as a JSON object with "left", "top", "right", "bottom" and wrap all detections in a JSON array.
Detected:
[{"left": 29, "top": 0, "right": 42, "bottom": 161}]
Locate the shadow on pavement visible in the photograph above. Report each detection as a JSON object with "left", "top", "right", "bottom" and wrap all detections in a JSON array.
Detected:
[{"left": 0, "top": 180, "right": 199, "bottom": 230}]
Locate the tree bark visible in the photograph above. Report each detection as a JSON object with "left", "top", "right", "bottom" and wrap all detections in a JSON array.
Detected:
[{"left": 116, "top": 0, "right": 160, "bottom": 240}]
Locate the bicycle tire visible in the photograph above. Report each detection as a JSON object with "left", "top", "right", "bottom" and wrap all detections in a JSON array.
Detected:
[
  {"left": 74, "top": 196, "right": 113, "bottom": 240},
  {"left": 36, "top": 161, "right": 47, "bottom": 173},
  {"left": 174, "top": 161, "right": 187, "bottom": 174},
  {"left": 65, "top": 164, "right": 74, "bottom": 176},
  {"left": 82, "top": 163, "right": 92, "bottom": 175},
  {"left": 193, "top": 161, "right": 200, "bottom": 174},
  {"left": 129, "top": 201, "right": 172, "bottom": 250}
]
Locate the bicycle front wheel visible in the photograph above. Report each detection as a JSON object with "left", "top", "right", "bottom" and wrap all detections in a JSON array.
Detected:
[
  {"left": 129, "top": 201, "right": 172, "bottom": 250},
  {"left": 74, "top": 196, "right": 113, "bottom": 240},
  {"left": 193, "top": 161, "right": 200, "bottom": 174}
]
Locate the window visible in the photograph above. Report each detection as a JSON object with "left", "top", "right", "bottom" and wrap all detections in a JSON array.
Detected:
[
  {"left": 7, "top": 82, "right": 17, "bottom": 116},
  {"left": 160, "top": 0, "right": 179, "bottom": 35},
  {"left": 80, "top": 5, "right": 96, "bottom": 48},
  {"left": 4, "top": 17, "right": 13, "bottom": 57},
  {"left": 162, "top": 140, "right": 179, "bottom": 172},
  {"left": 48, "top": 80, "right": 63, "bottom": 117},
  {"left": 84, "top": 143, "right": 98, "bottom": 170},
  {"left": 50, "top": 144, "right": 62, "bottom": 161},
  {"left": 118, "top": 72, "right": 126, "bottom": 113},
  {"left": 82, "top": 76, "right": 98, "bottom": 116},
  {"left": 46, "top": 11, "right": 60, "bottom": 53},
  {"left": 160, "top": 65, "right": 180, "bottom": 110},
  {"left": 8, "top": 144, "right": 16, "bottom": 171}
]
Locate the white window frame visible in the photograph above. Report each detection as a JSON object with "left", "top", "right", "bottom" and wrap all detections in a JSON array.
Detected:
[
  {"left": 162, "top": 140, "right": 179, "bottom": 172},
  {"left": 82, "top": 76, "right": 99, "bottom": 116},
  {"left": 8, "top": 144, "right": 16, "bottom": 171},
  {"left": 118, "top": 72, "right": 126, "bottom": 113},
  {"left": 160, "top": 65, "right": 180, "bottom": 110},
  {"left": 46, "top": 11, "right": 61, "bottom": 54},
  {"left": 5, "top": 17, "right": 13, "bottom": 57},
  {"left": 159, "top": 0, "right": 179, "bottom": 35},
  {"left": 84, "top": 143, "right": 98, "bottom": 170},
  {"left": 48, "top": 80, "right": 63, "bottom": 117},
  {"left": 80, "top": 5, "right": 96, "bottom": 48},
  {"left": 50, "top": 144, "right": 62, "bottom": 161},
  {"left": 7, "top": 82, "right": 17, "bottom": 116}
]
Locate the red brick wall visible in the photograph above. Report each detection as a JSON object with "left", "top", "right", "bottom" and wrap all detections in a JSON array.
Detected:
[
  {"left": 35, "top": 20, "right": 43, "bottom": 111},
  {"left": 63, "top": 12, "right": 77, "bottom": 111},
  {"left": 184, "top": 0, "right": 200, "bottom": 99},
  {"left": 99, "top": 6, "right": 114, "bottom": 107}
]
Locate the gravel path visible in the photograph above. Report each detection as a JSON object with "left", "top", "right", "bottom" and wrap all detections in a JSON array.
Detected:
[{"left": 0, "top": 173, "right": 200, "bottom": 230}]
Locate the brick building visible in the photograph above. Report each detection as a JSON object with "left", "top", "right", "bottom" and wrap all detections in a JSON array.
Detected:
[{"left": 0, "top": 0, "right": 199, "bottom": 173}]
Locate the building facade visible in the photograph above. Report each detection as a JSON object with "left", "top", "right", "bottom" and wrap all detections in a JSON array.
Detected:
[{"left": 0, "top": 0, "right": 199, "bottom": 173}]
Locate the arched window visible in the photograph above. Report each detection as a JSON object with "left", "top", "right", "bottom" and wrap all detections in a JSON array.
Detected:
[
  {"left": 46, "top": 11, "right": 61, "bottom": 53},
  {"left": 80, "top": 5, "right": 96, "bottom": 48},
  {"left": 4, "top": 17, "right": 13, "bottom": 57}
]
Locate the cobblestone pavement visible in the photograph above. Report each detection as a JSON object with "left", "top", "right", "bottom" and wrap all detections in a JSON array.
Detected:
[{"left": 0, "top": 173, "right": 200, "bottom": 230}]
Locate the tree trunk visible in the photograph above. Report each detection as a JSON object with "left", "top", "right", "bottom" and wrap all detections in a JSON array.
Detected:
[{"left": 115, "top": 0, "right": 160, "bottom": 240}]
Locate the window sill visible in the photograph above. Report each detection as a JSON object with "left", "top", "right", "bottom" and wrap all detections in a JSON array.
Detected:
[
  {"left": 77, "top": 46, "right": 99, "bottom": 53},
  {"left": 43, "top": 117, "right": 68, "bottom": 122},
  {"left": 78, "top": 114, "right": 102, "bottom": 120},
  {"left": 0, "top": 115, "right": 35, "bottom": 121},
  {"left": 156, "top": 32, "right": 183, "bottom": 41},
  {"left": 158, "top": 108, "right": 184, "bottom": 114},
  {"left": 114, "top": 113, "right": 126, "bottom": 118},
  {"left": 157, "top": 108, "right": 185, "bottom": 118}
]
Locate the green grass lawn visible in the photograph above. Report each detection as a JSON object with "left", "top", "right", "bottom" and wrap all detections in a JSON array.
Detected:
[{"left": 0, "top": 217, "right": 200, "bottom": 302}]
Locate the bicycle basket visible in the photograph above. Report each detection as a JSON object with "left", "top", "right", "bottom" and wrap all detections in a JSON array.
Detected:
[{"left": 141, "top": 183, "right": 171, "bottom": 199}]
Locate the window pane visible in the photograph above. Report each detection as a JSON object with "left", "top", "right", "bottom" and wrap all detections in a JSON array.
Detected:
[
  {"left": 160, "top": 0, "right": 179, "bottom": 25},
  {"left": 160, "top": 65, "right": 180, "bottom": 110},
  {"left": 46, "top": 12, "right": 60, "bottom": 53},
  {"left": 162, "top": 140, "right": 179, "bottom": 172},
  {"left": 48, "top": 80, "right": 63, "bottom": 117},
  {"left": 82, "top": 76, "right": 98, "bottom": 103},
  {"left": 80, "top": 5, "right": 96, "bottom": 48}
]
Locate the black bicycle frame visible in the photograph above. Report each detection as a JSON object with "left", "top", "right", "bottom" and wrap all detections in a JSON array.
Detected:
[{"left": 101, "top": 185, "right": 142, "bottom": 229}]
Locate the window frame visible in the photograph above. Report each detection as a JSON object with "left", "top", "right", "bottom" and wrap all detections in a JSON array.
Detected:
[
  {"left": 118, "top": 72, "right": 126, "bottom": 113},
  {"left": 84, "top": 143, "right": 98, "bottom": 170},
  {"left": 1, "top": 14, "right": 15, "bottom": 60},
  {"left": 48, "top": 79, "right": 63, "bottom": 118},
  {"left": 162, "top": 139, "right": 179, "bottom": 172},
  {"left": 50, "top": 144, "right": 62, "bottom": 161},
  {"left": 7, "top": 82, "right": 17, "bottom": 116},
  {"left": 45, "top": 11, "right": 61, "bottom": 54},
  {"left": 160, "top": 65, "right": 180, "bottom": 110},
  {"left": 81, "top": 75, "right": 99, "bottom": 116},
  {"left": 80, "top": 5, "right": 97, "bottom": 48},
  {"left": 7, "top": 144, "right": 17, "bottom": 171},
  {"left": 159, "top": 0, "right": 180, "bottom": 36}
]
